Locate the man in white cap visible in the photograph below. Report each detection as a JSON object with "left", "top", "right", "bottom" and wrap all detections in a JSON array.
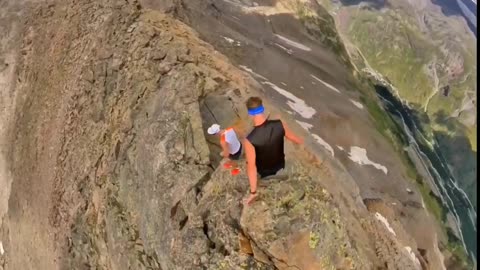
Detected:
[{"left": 207, "top": 123, "right": 242, "bottom": 175}]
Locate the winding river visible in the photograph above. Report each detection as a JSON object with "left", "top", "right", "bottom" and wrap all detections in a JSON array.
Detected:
[{"left": 375, "top": 85, "right": 477, "bottom": 262}]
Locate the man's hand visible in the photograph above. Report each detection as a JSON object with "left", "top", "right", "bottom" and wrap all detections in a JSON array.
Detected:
[{"left": 243, "top": 193, "right": 258, "bottom": 205}]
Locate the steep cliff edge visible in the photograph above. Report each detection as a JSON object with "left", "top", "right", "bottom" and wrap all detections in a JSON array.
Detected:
[{"left": 0, "top": 0, "right": 449, "bottom": 269}]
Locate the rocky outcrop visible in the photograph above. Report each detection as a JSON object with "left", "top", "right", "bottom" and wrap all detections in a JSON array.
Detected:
[{"left": 1, "top": 0, "right": 432, "bottom": 269}]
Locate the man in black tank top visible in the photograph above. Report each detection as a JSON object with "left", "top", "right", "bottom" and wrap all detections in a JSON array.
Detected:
[{"left": 243, "top": 97, "right": 303, "bottom": 205}]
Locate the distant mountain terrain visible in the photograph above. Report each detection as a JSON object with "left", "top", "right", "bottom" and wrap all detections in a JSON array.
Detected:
[
  {"left": 433, "top": 0, "right": 477, "bottom": 34},
  {"left": 325, "top": 0, "right": 477, "bottom": 210},
  {"left": 456, "top": 0, "right": 476, "bottom": 32}
]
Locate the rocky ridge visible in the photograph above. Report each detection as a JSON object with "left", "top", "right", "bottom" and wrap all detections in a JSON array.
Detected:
[{"left": 0, "top": 0, "right": 444, "bottom": 269}]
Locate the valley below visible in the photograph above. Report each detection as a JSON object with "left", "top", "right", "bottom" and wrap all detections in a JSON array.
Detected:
[{"left": 0, "top": 0, "right": 476, "bottom": 269}]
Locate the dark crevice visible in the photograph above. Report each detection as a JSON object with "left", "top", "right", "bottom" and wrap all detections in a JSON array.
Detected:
[
  {"left": 202, "top": 221, "right": 216, "bottom": 249},
  {"left": 194, "top": 186, "right": 201, "bottom": 197},
  {"left": 170, "top": 201, "right": 180, "bottom": 218},
  {"left": 191, "top": 170, "right": 212, "bottom": 201},
  {"left": 228, "top": 218, "right": 278, "bottom": 266},
  {"left": 179, "top": 215, "right": 189, "bottom": 230},
  {"left": 114, "top": 140, "right": 121, "bottom": 159},
  {"left": 217, "top": 244, "right": 230, "bottom": 256},
  {"left": 207, "top": 164, "right": 215, "bottom": 171},
  {"left": 202, "top": 219, "right": 231, "bottom": 257},
  {"left": 170, "top": 201, "right": 189, "bottom": 230},
  {"left": 203, "top": 101, "right": 219, "bottom": 125}
]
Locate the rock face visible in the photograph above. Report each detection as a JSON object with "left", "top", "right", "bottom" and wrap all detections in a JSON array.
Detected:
[{"left": 0, "top": 0, "right": 431, "bottom": 269}]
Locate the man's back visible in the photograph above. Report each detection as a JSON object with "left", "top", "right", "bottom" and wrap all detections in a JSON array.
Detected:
[{"left": 247, "top": 119, "right": 285, "bottom": 178}]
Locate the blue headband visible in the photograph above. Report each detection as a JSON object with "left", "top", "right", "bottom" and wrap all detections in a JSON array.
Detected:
[{"left": 248, "top": 105, "right": 265, "bottom": 116}]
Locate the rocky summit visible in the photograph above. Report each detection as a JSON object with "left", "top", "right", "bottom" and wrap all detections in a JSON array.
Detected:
[{"left": 0, "top": 0, "right": 474, "bottom": 270}]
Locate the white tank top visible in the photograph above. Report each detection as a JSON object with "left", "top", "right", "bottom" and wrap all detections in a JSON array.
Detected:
[{"left": 222, "top": 128, "right": 241, "bottom": 154}]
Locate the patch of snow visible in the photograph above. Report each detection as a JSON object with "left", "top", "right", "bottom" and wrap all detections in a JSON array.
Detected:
[
  {"left": 312, "top": 134, "right": 334, "bottom": 157},
  {"left": 350, "top": 99, "right": 364, "bottom": 109},
  {"left": 406, "top": 188, "right": 413, "bottom": 193},
  {"left": 223, "top": 36, "right": 241, "bottom": 47},
  {"left": 274, "top": 43, "right": 293, "bottom": 54},
  {"left": 374, "top": 212, "right": 396, "bottom": 236},
  {"left": 286, "top": 110, "right": 293, "bottom": 115},
  {"left": 336, "top": 145, "right": 344, "bottom": 151},
  {"left": 239, "top": 66, "right": 316, "bottom": 119},
  {"left": 300, "top": 86, "right": 304, "bottom": 89},
  {"left": 0, "top": 241, "right": 4, "bottom": 255},
  {"left": 296, "top": 120, "right": 313, "bottom": 131},
  {"left": 404, "top": 246, "right": 421, "bottom": 269},
  {"left": 239, "top": 65, "right": 268, "bottom": 81},
  {"left": 261, "top": 81, "right": 316, "bottom": 119},
  {"left": 348, "top": 146, "right": 388, "bottom": 174},
  {"left": 223, "top": 36, "right": 235, "bottom": 44},
  {"left": 275, "top": 34, "right": 311, "bottom": 51},
  {"left": 281, "top": 82, "right": 287, "bottom": 86},
  {"left": 310, "top": 74, "right": 341, "bottom": 93}
]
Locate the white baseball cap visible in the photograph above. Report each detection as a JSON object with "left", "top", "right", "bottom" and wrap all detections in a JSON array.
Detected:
[{"left": 207, "top": 124, "right": 221, "bottom": 135}]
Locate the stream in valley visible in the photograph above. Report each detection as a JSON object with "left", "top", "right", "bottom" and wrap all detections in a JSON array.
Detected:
[{"left": 375, "top": 85, "right": 477, "bottom": 261}]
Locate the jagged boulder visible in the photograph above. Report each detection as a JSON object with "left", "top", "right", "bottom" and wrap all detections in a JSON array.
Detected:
[{"left": 241, "top": 169, "right": 368, "bottom": 269}]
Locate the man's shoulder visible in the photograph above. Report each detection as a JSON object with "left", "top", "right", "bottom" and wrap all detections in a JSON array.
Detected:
[
  {"left": 267, "top": 118, "right": 283, "bottom": 128},
  {"left": 269, "top": 114, "right": 282, "bottom": 121}
]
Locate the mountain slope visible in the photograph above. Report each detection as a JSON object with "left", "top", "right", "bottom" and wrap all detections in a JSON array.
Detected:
[
  {"left": 332, "top": 0, "right": 476, "bottom": 136},
  {"left": 0, "top": 0, "right": 444, "bottom": 269},
  {"left": 328, "top": 0, "right": 477, "bottom": 219}
]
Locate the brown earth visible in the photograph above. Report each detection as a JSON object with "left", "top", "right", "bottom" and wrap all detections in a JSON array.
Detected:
[{"left": 0, "top": 0, "right": 454, "bottom": 269}]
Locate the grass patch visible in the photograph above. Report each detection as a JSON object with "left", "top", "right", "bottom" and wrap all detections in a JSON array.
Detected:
[
  {"left": 345, "top": 7, "right": 476, "bottom": 151},
  {"left": 415, "top": 176, "right": 447, "bottom": 222},
  {"left": 446, "top": 226, "right": 474, "bottom": 269},
  {"left": 466, "top": 127, "right": 476, "bottom": 152},
  {"left": 360, "top": 84, "right": 447, "bottom": 223},
  {"left": 348, "top": 10, "right": 436, "bottom": 106},
  {"left": 306, "top": 3, "right": 474, "bottom": 265},
  {"left": 356, "top": 75, "right": 472, "bottom": 267},
  {"left": 309, "top": 231, "right": 320, "bottom": 249}
]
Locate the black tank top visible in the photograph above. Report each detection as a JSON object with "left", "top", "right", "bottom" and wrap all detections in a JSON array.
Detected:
[{"left": 247, "top": 119, "right": 285, "bottom": 176}]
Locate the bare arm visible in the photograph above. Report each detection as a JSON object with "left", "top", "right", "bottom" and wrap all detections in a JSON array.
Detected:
[
  {"left": 243, "top": 139, "right": 258, "bottom": 194},
  {"left": 220, "top": 139, "right": 229, "bottom": 157},
  {"left": 281, "top": 119, "right": 303, "bottom": 144}
]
